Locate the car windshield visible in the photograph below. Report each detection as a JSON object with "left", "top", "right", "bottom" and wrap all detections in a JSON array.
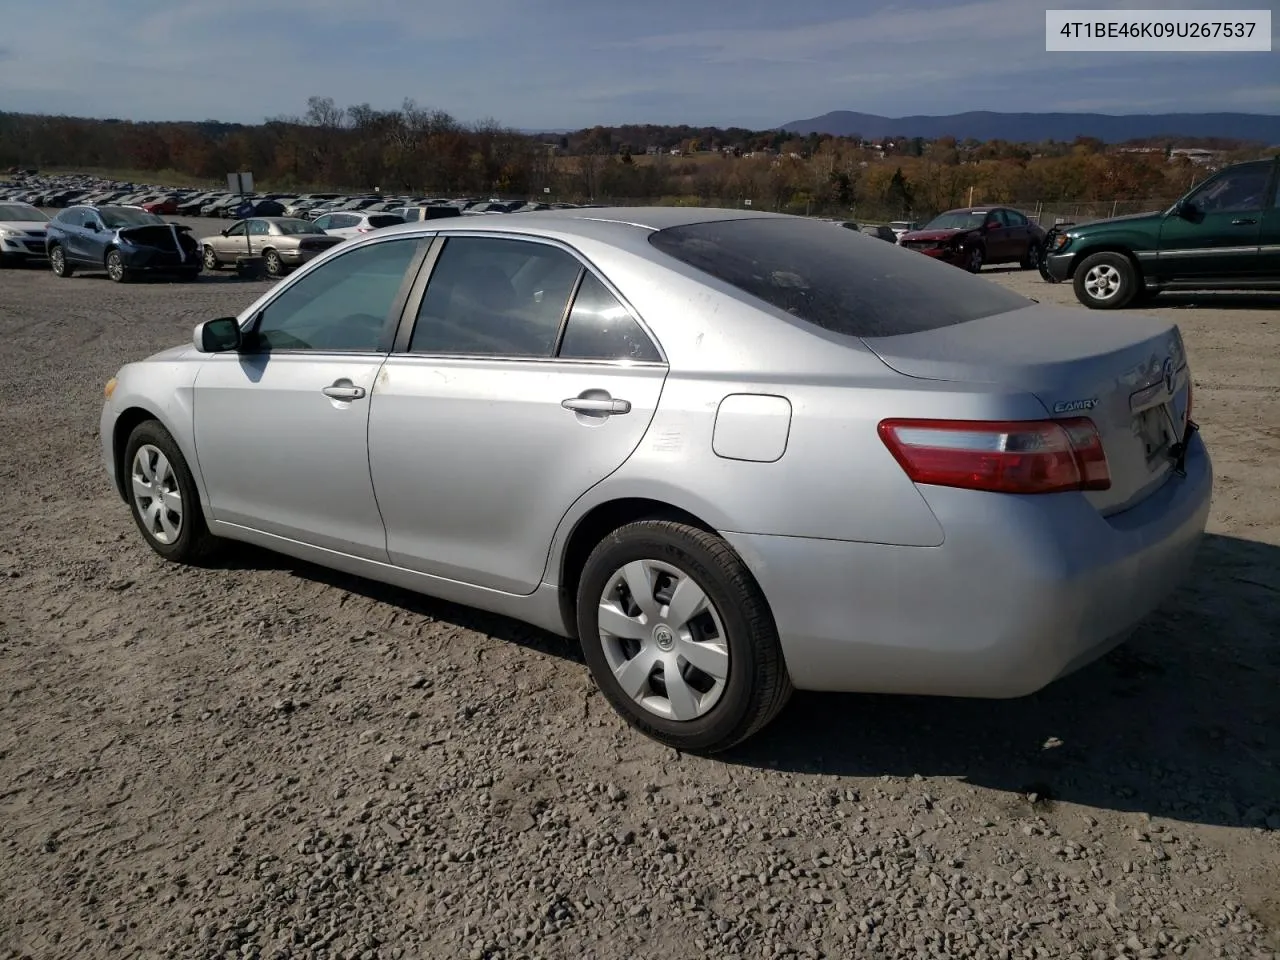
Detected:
[
  {"left": 922, "top": 211, "right": 987, "bottom": 230},
  {"left": 0, "top": 204, "right": 49, "bottom": 221},
  {"left": 648, "top": 215, "right": 1031, "bottom": 339},
  {"left": 274, "top": 219, "right": 325, "bottom": 235},
  {"left": 99, "top": 206, "right": 165, "bottom": 228}
]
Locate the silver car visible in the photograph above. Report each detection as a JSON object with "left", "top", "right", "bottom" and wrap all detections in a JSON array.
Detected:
[{"left": 99, "top": 207, "right": 1212, "bottom": 752}]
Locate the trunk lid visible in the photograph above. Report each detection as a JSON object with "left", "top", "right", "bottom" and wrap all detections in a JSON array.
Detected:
[{"left": 861, "top": 303, "right": 1192, "bottom": 515}]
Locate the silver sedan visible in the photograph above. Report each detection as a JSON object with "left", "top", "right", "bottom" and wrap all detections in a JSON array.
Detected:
[{"left": 99, "top": 207, "right": 1212, "bottom": 752}]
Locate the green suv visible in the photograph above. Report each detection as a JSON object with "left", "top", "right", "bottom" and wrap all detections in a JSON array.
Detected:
[{"left": 1040, "top": 155, "right": 1279, "bottom": 309}]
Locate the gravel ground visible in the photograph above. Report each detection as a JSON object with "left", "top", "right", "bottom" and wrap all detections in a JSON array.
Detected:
[{"left": 1, "top": 219, "right": 1278, "bottom": 960}]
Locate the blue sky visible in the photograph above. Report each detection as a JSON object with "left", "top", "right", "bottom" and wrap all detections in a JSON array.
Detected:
[{"left": 1, "top": 0, "right": 1274, "bottom": 129}]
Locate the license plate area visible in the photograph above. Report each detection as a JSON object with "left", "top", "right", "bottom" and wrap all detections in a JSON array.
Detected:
[{"left": 1134, "top": 403, "right": 1177, "bottom": 465}]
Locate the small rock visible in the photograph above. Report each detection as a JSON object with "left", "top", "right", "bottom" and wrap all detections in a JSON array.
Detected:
[{"left": 1011, "top": 868, "right": 1029, "bottom": 886}]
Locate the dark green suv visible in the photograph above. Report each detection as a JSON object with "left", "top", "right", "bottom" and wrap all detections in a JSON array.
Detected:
[{"left": 1040, "top": 155, "right": 1280, "bottom": 309}]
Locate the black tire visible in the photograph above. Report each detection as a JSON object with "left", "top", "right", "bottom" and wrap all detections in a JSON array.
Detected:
[
  {"left": 263, "top": 248, "right": 285, "bottom": 278},
  {"left": 576, "top": 519, "right": 792, "bottom": 753},
  {"left": 1020, "top": 242, "right": 1041, "bottom": 271},
  {"left": 105, "top": 248, "right": 131, "bottom": 283},
  {"left": 1072, "top": 251, "right": 1139, "bottom": 310},
  {"left": 49, "top": 244, "right": 74, "bottom": 278},
  {"left": 964, "top": 244, "right": 984, "bottom": 273},
  {"left": 202, "top": 245, "right": 220, "bottom": 270},
  {"left": 123, "top": 420, "right": 221, "bottom": 565}
]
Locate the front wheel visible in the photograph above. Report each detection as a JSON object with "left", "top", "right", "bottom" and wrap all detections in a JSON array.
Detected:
[
  {"left": 50, "top": 244, "right": 74, "bottom": 278},
  {"left": 576, "top": 520, "right": 792, "bottom": 753},
  {"left": 202, "top": 245, "right": 220, "bottom": 270},
  {"left": 1073, "top": 251, "right": 1139, "bottom": 309},
  {"left": 105, "top": 249, "right": 130, "bottom": 283},
  {"left": 964, "top": 244, "right": 984, "bottom": 273},
  {"left": 123, "top": 420, "right": 221, "bottom": 565}
]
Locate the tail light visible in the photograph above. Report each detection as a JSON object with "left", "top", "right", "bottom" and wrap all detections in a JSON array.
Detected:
[
  {"left": 356, "top": 227, "right": 373, "bottom": 233},
  {"left": 878, "top": 418, "right": 1111, "bottom": 494}
]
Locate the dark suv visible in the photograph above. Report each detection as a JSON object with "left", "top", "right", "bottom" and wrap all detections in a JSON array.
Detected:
[
  {"left": 47, "top": 204, "right": 202, "bottom": 282},
  {"left": 1041, "top": 155, "right": 1280, "bottom": 309}
]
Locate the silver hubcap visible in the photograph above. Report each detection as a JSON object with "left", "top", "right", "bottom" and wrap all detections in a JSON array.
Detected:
[
  {"left": 107, "top": 254, "right": 123, "bottom": 280},
  {"left": 1084, "top": 263, "right": 1122, "bottom": 300},
  {"left": 51, "top": 248, "right": 64, "bottom": 272},
  {"left": 969, "top": 248, "right": 982, "bottom": 269},
  {"left": 204, "top": 247, "right": 216, "bottom": 268},
  {"left": 131, "top": 444, "right": 183, "bottom": 544},
  {"left": 597, "top": 559, "right": 729, "bottom": 722}
]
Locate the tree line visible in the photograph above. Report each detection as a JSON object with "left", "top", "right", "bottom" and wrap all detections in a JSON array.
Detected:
[{"left": 0, "top": 100, "right": 1267, "bottom": 221}]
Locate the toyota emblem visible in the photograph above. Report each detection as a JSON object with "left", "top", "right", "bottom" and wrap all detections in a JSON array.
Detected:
[{"left": 1162, "top": 357, "right": 1175, "bottom": 395}]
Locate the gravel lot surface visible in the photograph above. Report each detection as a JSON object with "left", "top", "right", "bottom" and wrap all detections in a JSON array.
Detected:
[{"left": 2, "top": 218, "right": 1278, "bottom": 960}]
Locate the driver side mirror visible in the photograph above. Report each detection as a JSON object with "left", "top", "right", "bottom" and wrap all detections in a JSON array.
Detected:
[
  {"left": 194, "top": 317, "right": 242, "bottom": 353},
  {"left": 1173, "top": 199, "right": 1198, "bottom": 219}
]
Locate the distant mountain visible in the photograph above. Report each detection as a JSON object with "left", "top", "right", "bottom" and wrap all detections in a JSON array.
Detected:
[{"left": 780, "top": 110, "right": 1280, "bottom": 144}]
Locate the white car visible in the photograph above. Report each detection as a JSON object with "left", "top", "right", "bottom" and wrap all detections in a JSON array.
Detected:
[
  {"left": 0, "top": 201, "right": 50, "bottom": 266},
  {"left": 311, "top": 211, "right": 405, "bottom": 239}
]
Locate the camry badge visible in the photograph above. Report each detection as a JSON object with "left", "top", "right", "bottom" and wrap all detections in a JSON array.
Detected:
[{"left": 1053, "top": 397, "right": 1098, "bottom": 413}]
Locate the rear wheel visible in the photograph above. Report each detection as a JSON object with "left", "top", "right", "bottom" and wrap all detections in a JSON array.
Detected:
[
  {"left": 105, "top": 249, "right": 130, "bottom": 283},
  {"left": 1020, "top": 242, "right": 1041, "bottom": 270},
  {"left": 50, "top": 244, "right": 74, "bottom": 278},
  {"left": 123, "top": 420, "right": 221, "bottom": 565},
  {"left": 263, "top": 248, "right": 285, "bottom": 278},
  {"left": 576, "top": 520, "right": 792, "bottom": 753},
  {"left": 1073, "top": 252, "right": 1139, "bottom": 309}
]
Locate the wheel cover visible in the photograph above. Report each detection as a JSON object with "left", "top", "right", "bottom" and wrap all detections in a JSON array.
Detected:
[
  {"left": 1028, "top": 245, "right": 1040, "bottom": 266},
  {"left": 130, "top": 444, "right": 183, "bottom": 544},
  {"left": 969, "top": 247, "right": 982, "bottom": 269},
  {"left": 597, "top": 559, "right": 729, "bottom": 722},
  {"left": 266, "top": 252, "right": 280, "bottom": 274},
  {"left": 107, "top": 252, "right": 123, "bottom": 281},
  {"left": 51, "top": 247, "right": 64, "bottom": 273},
  {"left": 1084, "top": 263, "right": 1122, "bottom": 300},
  {"left": 203, "top": 247, "right": 217, "bottom": 269}
]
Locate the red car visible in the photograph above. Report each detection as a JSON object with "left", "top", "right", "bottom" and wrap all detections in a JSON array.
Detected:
[
  {"left": 141, "top": 197, "right": 178, "bottom": 216},
  {"left": 898, "top": 206, "right": 1046, "bottom": 273}
]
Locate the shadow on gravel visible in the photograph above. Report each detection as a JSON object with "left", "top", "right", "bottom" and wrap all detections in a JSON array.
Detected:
[
  {"left": 216, "top": 533, "right": 1277, "bottom": 829},
  {"left": 725, "top": 533, "right": 1280, "bottom": 830},
  {"left": 1149, "top": 292, "right": 1280, "bottom": 311}
]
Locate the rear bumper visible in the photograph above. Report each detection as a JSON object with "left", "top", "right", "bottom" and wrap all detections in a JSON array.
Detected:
[
  {"left": 725, "top": 433, "right": 1212, "bottom": 698},
  {"left": 280, "top": 247, "right": 328, "bottom": 263}
]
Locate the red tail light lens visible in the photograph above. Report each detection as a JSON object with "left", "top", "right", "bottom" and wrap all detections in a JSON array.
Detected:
[{"left": 878, "top": 418, "right": 1111, "bottom": 494}]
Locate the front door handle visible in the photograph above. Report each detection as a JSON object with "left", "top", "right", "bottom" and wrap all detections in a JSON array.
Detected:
[
  {"left": 1230, "top": 218, "right": 1257, "bottom": 225},
  {"left": 562, "top": 396, "right": 631, "bottom": 415},
  {"left": 322, "top": 382, "right": 366, "bottom": 401}
]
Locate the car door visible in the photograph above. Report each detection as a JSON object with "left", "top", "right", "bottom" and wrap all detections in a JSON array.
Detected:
[
  {"left": 1256, "top": 158, "right": 1280, "bottom": 278},
  {"left": 367, "top": 233, "right": 669, "bottom": 594},
  {"left": 984, "top": 210, "right": 1014, "bottom": 260},
  {"left": 216, "top": 221, "right": 249, "bottom": 259},
  {"left": 1156, "top": 160, "right": 1269, "bottom": 280},
  {"left": 1002, "top": 208, "right": 1033, "bottom": 258},
  {"left": 81, "top": 209, "right": 109, "bottom": 263},
  {"left": 247, "top": 218, "right": 270, "bottom": 253},
  {"left": 192, "top": 235, "right": 429, "bottom": 559},
  {"left": 55, "top": 209, "right": 88, "bottom": 262}
]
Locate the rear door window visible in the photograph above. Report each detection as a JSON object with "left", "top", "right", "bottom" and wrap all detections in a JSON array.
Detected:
[{"left": 647, "top": 216, "right": 1031, "bottom": 339}]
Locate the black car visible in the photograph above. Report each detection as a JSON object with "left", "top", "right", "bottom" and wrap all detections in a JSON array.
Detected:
[{"left": 46, "top": 204, "right": 202, "bottom": 282}]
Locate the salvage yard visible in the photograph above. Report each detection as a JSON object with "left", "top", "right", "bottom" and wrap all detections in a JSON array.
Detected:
[{"left": 1, "top": 220, "right": 1278, "bottom": 960}]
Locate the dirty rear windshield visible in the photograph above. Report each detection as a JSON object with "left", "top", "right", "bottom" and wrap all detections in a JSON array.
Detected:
[
  {"left": 647, "top": 216, "right": 1031, "bottom": 338},
  {"left": 367, "top": 214, "right": 405, "bottom": 228}
]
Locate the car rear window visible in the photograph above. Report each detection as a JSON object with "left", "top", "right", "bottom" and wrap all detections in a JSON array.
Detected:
[
  {"left": 648, "top": 216, "right": 1031, "bottom": 338},
  {"left": 368, "top": 214, "right": 405, "bottom": 228}
]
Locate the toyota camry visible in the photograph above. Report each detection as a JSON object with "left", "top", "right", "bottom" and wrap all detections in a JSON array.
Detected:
[{"left": 99, "top": 207, "right": 1211, "bottom": 752}]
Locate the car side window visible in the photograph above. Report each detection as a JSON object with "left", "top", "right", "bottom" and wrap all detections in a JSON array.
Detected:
[
  {"left": 989, "top": 211, "right": 1008, "bottom": 227},
  {"left": 1190, "top": 166, "right": 1269, "bottom": 213},
  {"left": 225, "top": 222, "right": 247, "bottom": 237},
  {"left": 1005, "top": 209, "right": 1027, "bottom": 226},
  {"left": 409, "top": 236, "right": 582, "bottom": 357},
  {"left": 250, "top": 238, "right": 422, "bottom": 353},
  {"left": 248, "top": 220, "right": 269, "bottom": 236},
  {"left": 312, "top": 215, "right": 330, "bottom": 230},
  {"left": 557, "top": 272, "right": 661, "bottom": 363}
]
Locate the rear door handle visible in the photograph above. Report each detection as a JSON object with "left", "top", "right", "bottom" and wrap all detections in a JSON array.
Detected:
[
  {"left": 322, "top": 382, "right": 366, "bottom": 401},
  {"left": 1230, "top": 218, "right": 1257, "bottom": 225},
  {"left": 562, "top": 397, "right": 631, "bottom": 415}
]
